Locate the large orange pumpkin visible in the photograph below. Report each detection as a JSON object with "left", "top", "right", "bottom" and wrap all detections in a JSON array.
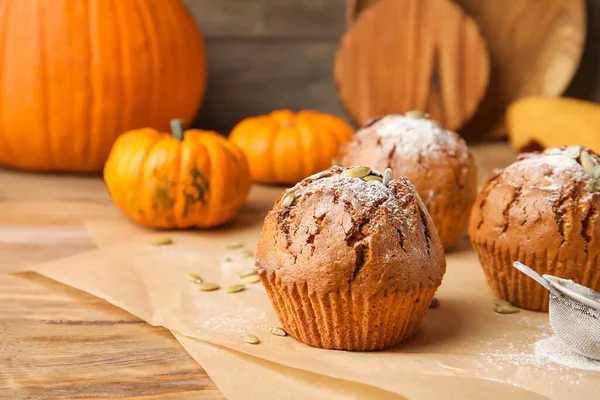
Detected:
[
  {"left": 104, "top": 120, "right": 251, "bottom": 229},
  {"left": 0, "top": 0, "right": 206, "bottom": 172},
  {"left": 229, "top": 110, "right": 354, "bottom": 184}
]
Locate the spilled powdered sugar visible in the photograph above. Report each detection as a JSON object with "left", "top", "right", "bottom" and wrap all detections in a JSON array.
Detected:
[
  {"left": 478, "top": 333, "right": 600, "bottom": 373},
  {"left": 535, "top": 336, "right": 600, "bottom": 372}
]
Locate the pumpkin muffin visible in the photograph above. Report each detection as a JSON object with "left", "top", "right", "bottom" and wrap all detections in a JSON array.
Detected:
[
  {"left": 337, "top": 113, "right": 477, "bottom": 251},
  {"left": 255, "top": 165, "right": 446, "bottom": 351},
  {"left": 469, "top": 146, "right": 600, "bottom": 312}
]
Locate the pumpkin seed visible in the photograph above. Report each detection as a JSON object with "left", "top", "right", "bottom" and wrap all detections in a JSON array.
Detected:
[
  {"left": 241, "top": 249, "right": 254, "bottom": 258},
  {"left": 151, "top": 237, "right": 173, "bottom": 246},
  {"left": 239, "top": 268, "right": 258, "bottom": 278},
  {"left": 243, "top": 275, "right": 261, "bottom": 284},
  {"left": 495, "top": 304, "right": 520, "bottom": 314},
  {"left": 244, "top": 334, "right": 260, "bottom": 344},
  {"left": 187, "top": 273, "right": 203, "bottom": 284},
  {"left": 363, "top": 175, "right": 383, "bottom": 182},
  {"left": 198, "top": 282, "right": 220, "bottom": 292},
  {"left": 564, "top": 146, "right": 582, "bottom": 159},
  {"left": 579, "top": 151, "right": 597, "bottom": 175},
  {"left": 593, "top": 165, "right": 600, "bottom": 179},
  {"left": 383, "top": 168, "right": 393, "bottom": 186},
  {"left": 494, "top": 298, "right": 520, "bottom": 314},
  {"left": 269, "top": 326, "right": 288, "bottom": 337},
  {"left": 343, "top": 166, "right": 371, "bottom": 178},
  {"left": 494, "top": 298, "right": 512, "bottom": 307},
  {"left": 226, "top": 284, "right": 246, "bottom": 293},
  {"left": 405, "top": 110, "right": 429, "bottom": 119},
  {"left": 588, "top": 178, "right": 600, "bottom": 193},
  {"left": 281, "top": 194, "right": 295, "bottom": 207},
  {"left": 429, "top": 297, "right": 440, "bottom": 308},
  {"left": 225, "top": 241, "right": 244, "bottom": 250},
  {"left": 543, "top": 148, "right": 563, "bottom": 156}
]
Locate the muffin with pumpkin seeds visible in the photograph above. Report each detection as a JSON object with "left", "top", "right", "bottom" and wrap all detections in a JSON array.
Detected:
[
  {"left": 469, "top": 146, "right": 600, "bottom": 312},
  {"left": 256, "top": 165, "right": 446, "bottom": 351},
  {"left": 337, "top": 112, "right": 478, "bottom": 251}
]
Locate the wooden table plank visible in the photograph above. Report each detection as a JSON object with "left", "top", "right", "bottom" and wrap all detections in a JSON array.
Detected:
[
  {"left": 0, "top": 143, "right": 517, "bottom": 399},
  {"left": 0, "top": 168, "right": 224, "bottom": 399},
  {"left": 0, "top": 273, "right": 222, "bottom": 399}
]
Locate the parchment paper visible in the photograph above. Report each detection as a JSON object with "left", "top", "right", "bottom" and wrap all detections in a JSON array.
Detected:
[
  {"left": 85, "top": 219, "right": 406, "bottom": 400},
  {"left": 28, "top": 213, "right": 600, "bottom": 400}
]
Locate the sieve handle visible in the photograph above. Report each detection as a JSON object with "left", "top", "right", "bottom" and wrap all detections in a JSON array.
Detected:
[{"left": 512, "top": 262, "right": 562, "bottom": 296}]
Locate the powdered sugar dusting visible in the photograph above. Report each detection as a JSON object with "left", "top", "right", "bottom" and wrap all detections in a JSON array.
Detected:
[
  {"left": 515, "top": 154, "right": 590, "bottom": 180},
  {"left": 300, "top": 173, "right": 390, "bottom": 204},
  {"left": 476, "top": 334, "right": 600, "bottom": 374},
  {"left": 368, "top": 115, "right": 467, "bottom": 159},
  {"left": 513, "top": 146, "right": 598, "bottom": 183},
  {"left": 535, "top": 336, "right": 600, "bottom": 372},
  {"left": 285, "top": 168, "right": 410, "bottom": 222},
  {"left": 376, "top": 115, "right": 444, "bottom": 138}
]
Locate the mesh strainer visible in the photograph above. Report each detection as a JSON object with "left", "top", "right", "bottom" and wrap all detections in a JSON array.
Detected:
[{"left": 513, "top": 261, "right": 600, "bottom": 360}]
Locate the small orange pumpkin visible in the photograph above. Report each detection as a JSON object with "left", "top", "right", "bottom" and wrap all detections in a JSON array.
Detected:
[
  {"left": 229, "top": 110, "right": 354, "bottom": 184},
  {"left": 104, "top": 120, "right": 251, "bottom": 229}
]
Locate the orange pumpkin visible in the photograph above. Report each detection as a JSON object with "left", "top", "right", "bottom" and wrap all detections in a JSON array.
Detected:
[
  {"left": 229, "top": 110, "right": 354, "bottom": 184},
  {"left": 0, "top": 0, "right": 206, "bottom": 172},
  {"left": 104, "top": 120, "right": 251, "bottom": 229}
]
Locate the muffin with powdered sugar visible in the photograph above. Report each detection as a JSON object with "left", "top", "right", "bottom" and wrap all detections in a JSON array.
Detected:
[
  {"left": 255, "top": 165, "right": 446, "bottom": 351},
  {"left": 337, "top": 112, "right": 477, "bottom": 251},
  {"left": 469, "top": 146, "right": 600, "bottom": 312}
]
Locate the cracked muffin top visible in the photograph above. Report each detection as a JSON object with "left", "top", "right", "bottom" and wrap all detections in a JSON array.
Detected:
[
  {"left": 469, "top": 146, "right": 600, "bottom": 254},
  {"left": 337, "top": 114, "right": 477, "bottom": 210},
  {"left": 255, "top": 166, "right": 446, "bottom": 296}
]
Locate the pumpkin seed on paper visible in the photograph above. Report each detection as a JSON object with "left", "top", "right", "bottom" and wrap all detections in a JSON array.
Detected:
[
  {"left": 225, "top": 241, "right": 244, "bottom": 250},
  {"left": 240, "top": 249, "right": 254, "bottom": 258},
  {"left": 269, "top": 327, "right": 287, "bottom": 337},
  {"left": 244, "top": 334, "right": 260, "bottom": 345},
  {"left": 198, "top": 282, "right": 220, "bottom": 292},
  {"left": 226, "top": 284, "right": 246, "bottom": 293},
  {"left": 187, "top": 273, "right": 202, "bottom": 284},
  {"left": 151, "top": 237, "right": 173, "bottom": 246},
  {"left": 239, "top": 268, "right": 257, "bottom": 278},
  {"left": 243, "top": 275, "right": 261, "bottom": 284}
]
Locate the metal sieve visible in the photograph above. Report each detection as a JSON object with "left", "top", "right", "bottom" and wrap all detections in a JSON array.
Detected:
[{"left": 513, "top": 261, "right": 600, "bottom": 360}]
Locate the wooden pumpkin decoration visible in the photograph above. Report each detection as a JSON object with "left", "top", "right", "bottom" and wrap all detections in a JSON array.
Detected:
[
  {"left": 229, "top": 110, "right": 354, "bottom": 184},
  {"left": 335, "top": 0, "right": 489, "bottom": 131},
  {"left": 0, "top": 0, "right": 206, "bottom": 172},
  {"left": 104, "top": 120, "right": 251, "bottom": 229}
]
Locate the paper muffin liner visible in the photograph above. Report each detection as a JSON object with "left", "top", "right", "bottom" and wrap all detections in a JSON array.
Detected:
[
  {"left": 427, "top": 200, "right": 471, "bottom": 251},
  {"left": 471, "top": 237, "right": 600, "bottom": 312},
  {"left": 259, "top": 270, "right": 438, "bottom": 351}
]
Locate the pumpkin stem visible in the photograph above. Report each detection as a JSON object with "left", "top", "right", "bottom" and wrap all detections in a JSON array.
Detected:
[{"left": 171, "top": 119, "right": 185, "bottom": 140}]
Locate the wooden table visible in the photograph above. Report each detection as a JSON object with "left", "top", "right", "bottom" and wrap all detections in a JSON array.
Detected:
[{"left": 0, "top": 143, "right": 516, "bottom": 399}]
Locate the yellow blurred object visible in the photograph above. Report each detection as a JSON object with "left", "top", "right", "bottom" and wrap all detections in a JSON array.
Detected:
[{"left": 507, "top": 97, "right": 600, "bottom": 153}]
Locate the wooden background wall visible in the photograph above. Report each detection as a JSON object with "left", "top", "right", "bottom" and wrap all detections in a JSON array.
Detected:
[{"left": 184, "top": 0, "right": 600, "bottom": 134}]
